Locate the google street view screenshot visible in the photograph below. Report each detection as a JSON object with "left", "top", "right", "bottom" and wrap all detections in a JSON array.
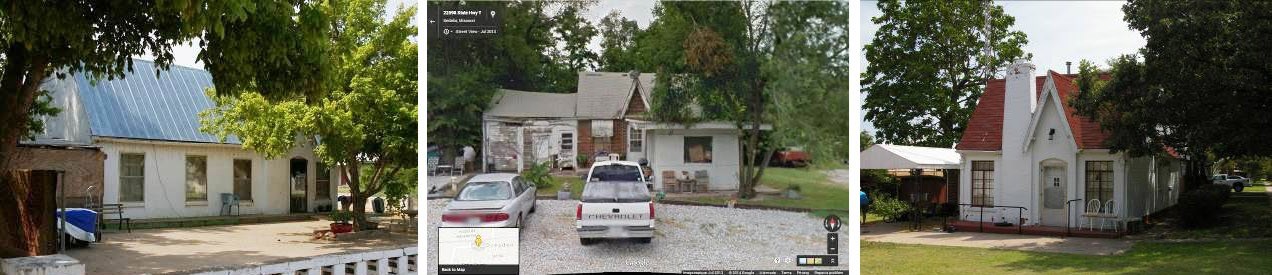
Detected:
[
  {"left": 426, "top": 0, "right": 850, "bottom": 274},
  {"left": 0, "top": 0, "right": 420, "bottom": 274},
  {"left": 860, "top": 0, "right": 1272, "bottom": 274}
]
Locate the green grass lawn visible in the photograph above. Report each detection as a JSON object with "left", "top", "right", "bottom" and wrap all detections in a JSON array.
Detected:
[
  {"left": 863, "top": 240, "right": 1272, "bottom": 274},
  {"left": 535, "top": 175, "right": 586, "bottom": 199},
  {"left": 1139, "top": 187, "right": 1272, "bottom": 240},
  {"left": 677, "top": 167, "right": 849, "bottom": 218},
  {"left": 1243, "top": 184, "right": 1267, "bottom": 193}
]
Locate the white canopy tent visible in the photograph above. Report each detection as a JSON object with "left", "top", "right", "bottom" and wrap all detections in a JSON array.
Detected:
[
  {"left": 861, "top": 144, "right": 960, "bottom": 170},
  {"left": 861, "top": 144, "right": 962, "bottom": 226}
]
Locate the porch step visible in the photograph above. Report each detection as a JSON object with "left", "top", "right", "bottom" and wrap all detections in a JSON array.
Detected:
[{"left": 950, "top": 220, "right": 1124, "bottom": 239}]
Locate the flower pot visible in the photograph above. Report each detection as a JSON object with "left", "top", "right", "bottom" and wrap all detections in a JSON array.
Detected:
[{"left": 330, "top": 222, "right": 354, "bottom": 234}]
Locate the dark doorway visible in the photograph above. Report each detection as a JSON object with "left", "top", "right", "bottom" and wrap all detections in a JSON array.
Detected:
[{"left": 289, "top": 159, "right": 308, "bottom": 213}]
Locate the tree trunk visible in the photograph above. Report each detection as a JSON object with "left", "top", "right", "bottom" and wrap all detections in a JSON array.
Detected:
[
  {"left": 0, "top": 170, "right": 57, "bottom": 258},
  {"left": 0, "top": 45, "right": 52, "bottom": 258}
]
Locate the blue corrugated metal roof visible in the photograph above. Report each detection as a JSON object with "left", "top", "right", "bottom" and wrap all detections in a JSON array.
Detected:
[{"left": 77, "top": 59, "right": 240, "bottom": 144}]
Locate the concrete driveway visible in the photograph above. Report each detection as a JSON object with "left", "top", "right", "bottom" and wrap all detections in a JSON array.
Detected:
[
  {"left": 64, "top": 220, "right": 415, "bottom": 274},
  {"left": 862, "top": 222, "right": 1133, "bottom": 255}
]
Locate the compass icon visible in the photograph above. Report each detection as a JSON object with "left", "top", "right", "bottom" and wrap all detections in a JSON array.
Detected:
[{"left": 823, "top": 215, "right": 841, "bottom": 232}]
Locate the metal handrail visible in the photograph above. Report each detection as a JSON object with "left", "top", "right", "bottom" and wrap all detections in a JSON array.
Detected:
[
  {"left": 1064, "top": 199, "right": 1083, "bottom": 237},
  {"left": 958, "top": 204, "right": 1028, "bottom": 234}
]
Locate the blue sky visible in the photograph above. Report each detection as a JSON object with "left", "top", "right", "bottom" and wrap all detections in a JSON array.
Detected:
[{"left": 860, "top": 1, "right": 1145, "bottom": 134}]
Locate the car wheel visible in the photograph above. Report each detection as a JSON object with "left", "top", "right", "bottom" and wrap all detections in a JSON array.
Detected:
[
  {"left": 1234, "top": 184, "right": 1245, "bottom": 192},
  {"left": 580, "top": 238, "right": 596, "bottom": 246},
  {"left": 636, "top": 237, "right": 652, "bottom": 244}
]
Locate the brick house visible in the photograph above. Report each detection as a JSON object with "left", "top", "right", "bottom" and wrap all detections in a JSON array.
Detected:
[{"left": 483, "top": 71, "right": 766, "bottom": 192}]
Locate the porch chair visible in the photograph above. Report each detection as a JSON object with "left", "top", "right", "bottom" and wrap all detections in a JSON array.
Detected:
[
  {"left": 450, "top": 156, "right": 466, "bottom": 175},
  {"left": 661, "top": 170, "right": 680, "bottom": 193},
  {"left": 426, "top": 156, "right": 440, "bottom": 176},
  {"left": 220, "top": 193, "right": 241, "bottom": 216},
  {"left": 1081, "top": 199, "right": 1102, "bottom": 231},
  {"left": 694, "top": 170, "right": 710, "bottom": 193},
  {"left": 1100, "top": 200, "right": 1120, "bottom": 232}
]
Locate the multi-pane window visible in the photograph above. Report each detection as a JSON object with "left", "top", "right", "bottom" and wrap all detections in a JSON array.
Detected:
[
  {"left": 186, "top": 156, "right": 208, "bottom": 202},
  {"left": 316, "top": 162, "right": 332, "bottom": 200},
  {"left": 120, "top": 153, "right": 145, "bottom": 202},
  {"left": 971, "top": 161, "right": 994, "bottom": 207},
  {"left": 1085, "top": 161, "right": 1114, "bottom": 204},
  {"left": 629, "top": 126, "right": 643, "bottom": 152},
  {"left": 234, "top": 159, "right": 253, "bottom": 201},
  {"left": 684, "top": 136, "right": 713, "bottom": 163},
  {"left": 561, "top": 133, "right": 574, "bottom": 150}
]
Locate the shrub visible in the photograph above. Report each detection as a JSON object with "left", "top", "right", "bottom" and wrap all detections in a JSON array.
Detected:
[
  {"left": 868, "top": 192, "right": 912, "bottom": 222},
  {"left": 1178, "top": 184, "right": 1232, "bottom": 228},
  {"left": 522, "top": 161, "right": 555, "bottom": 189},
  {"left": 328, "top": 211, "right": 354, "bottom": 224}
]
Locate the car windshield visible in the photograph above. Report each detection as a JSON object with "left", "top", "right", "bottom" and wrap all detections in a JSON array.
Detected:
[
  {"left": 455, "top": 181, "right": 512, "bottom": 201},
  {"left": 590, "top": 164, "right": 642, "bottom": 182}
]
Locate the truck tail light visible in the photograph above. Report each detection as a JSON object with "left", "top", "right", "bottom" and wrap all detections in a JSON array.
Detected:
[
  {"left": 649, "top": 202, "right": 655, "bottom": 219},
  {"left": 576, "top": 203, "right": 583, "bottom": 220}
]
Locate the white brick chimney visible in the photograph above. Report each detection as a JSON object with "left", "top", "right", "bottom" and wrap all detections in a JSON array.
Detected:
[{"left": 1001, "top": 59, "right": 1036, "bottom": 156}]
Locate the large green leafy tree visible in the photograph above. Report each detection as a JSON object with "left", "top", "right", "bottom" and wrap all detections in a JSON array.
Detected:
[
  {"left": 641, "top": 1, "right": 849, "bottom": 198},
  {"left": 0, "top": 1, "right": 329, "bottom": 257},
  {"left": 766, "top": 1, "right": 851, "bottom": 166},
  {"left": 1071, "top": 0, "right": 1272, "bottom": 188},
  {"left": 862, "top": 0, "right": 1028, "bottom": 147},
  {"left": 426, "top": 1, "right": 595, "bottom": 150},
  {"left": 596, "top": 10, "right": 643, "bottom": 72},
  {"left": 201, "top": 0, "right": 416, "bottom": 230}
]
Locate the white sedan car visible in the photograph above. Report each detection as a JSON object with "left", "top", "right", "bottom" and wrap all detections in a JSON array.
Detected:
[{"left": 440, "top": 173, "right": 537, "bottom": 228}]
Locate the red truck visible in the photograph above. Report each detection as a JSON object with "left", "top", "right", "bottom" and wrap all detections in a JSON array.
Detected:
[{"left": 772, "top": 148, "right": 809, "bottom": 167}]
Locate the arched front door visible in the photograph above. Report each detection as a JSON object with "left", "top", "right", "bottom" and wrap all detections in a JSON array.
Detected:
[{"left": 1039, "top": 161, "right": 1068, "bottom": 226}]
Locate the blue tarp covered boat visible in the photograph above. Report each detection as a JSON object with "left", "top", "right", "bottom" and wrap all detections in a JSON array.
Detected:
[{"left": 57, "top": 208, "right": 97, "bottom": 243}]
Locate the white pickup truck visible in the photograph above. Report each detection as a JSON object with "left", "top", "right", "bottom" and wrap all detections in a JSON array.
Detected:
[
  {"left": 1212, "top": 174, "right": 1252, "bottom": 191},
  {"left": 576, "top": 161, "right": 655, "bottom": 245}
]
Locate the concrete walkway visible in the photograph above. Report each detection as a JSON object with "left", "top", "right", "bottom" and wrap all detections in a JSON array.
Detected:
[{"left": 861, "top": 221, "right": 1133, "bottom": 255}]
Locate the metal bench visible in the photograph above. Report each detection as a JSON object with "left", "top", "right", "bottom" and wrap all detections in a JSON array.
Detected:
[{"left": 97, "top": 203, "right": 132, "bottom": 233}]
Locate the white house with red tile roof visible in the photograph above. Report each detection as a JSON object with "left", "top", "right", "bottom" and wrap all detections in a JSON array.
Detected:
[{"left": 954, "top": 60, "right": 1183, "bottom": 229}]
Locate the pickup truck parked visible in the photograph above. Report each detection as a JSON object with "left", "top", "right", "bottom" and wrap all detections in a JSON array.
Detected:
[
  {"left": 1212, "top": 174, "right": 1252, "bottom": 191},
  {"left": 576, "top": 161, "right": 655, "bottom": 245}
]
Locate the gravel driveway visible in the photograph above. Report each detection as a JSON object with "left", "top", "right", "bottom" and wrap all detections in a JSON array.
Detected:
[{"left": 427, "top": 199, "right": 847, "bottom": 273}]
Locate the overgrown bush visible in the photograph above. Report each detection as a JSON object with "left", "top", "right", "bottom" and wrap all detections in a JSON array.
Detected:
[
  {"left": 522, "top": 161, "right": 555, "bottom": 189},
  {"left": 868, "top": 192, "right": 911, "bottom": 222},
  {"left": 1178, "top": 184, "right": 1232, "bottom": 228},
  {"left": 383, "top": 168, "right": 417, "bottom": 215}
]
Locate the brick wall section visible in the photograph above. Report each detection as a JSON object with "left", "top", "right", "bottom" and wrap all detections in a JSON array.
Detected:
[
  {"left": 11, "top": 146, "right": 106, "bottom": 208},
  {"left": 578, "top": 120, "right": 593, "bottom": 159}
]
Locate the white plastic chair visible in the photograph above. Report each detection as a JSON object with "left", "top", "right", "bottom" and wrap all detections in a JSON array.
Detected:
[
  {"left": 1100, "top": 200, "right": 1120, "bottom": 232},
  {"left": 1081, "top": 199, "right": 1102, "bottom": 231}
]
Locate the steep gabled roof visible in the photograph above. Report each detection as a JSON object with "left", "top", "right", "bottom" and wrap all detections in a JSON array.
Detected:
[
  {"left": 77, "top": 59, "right": 238, "bottom": 144},
  {"left": 956, "top": 71, "right": 1110, "bottom": 151},
  {"left": 575, "top": 72, "right": 654, "bottom": 119}
]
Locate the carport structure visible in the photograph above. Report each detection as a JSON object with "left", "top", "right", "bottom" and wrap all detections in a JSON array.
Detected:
[{"left": 861, "top": 144, "right": 960, "bottom": 228}]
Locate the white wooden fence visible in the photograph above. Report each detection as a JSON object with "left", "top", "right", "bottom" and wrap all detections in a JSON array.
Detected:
[{"left": 189, "top": 246, "right": 418, "bottom": 275}]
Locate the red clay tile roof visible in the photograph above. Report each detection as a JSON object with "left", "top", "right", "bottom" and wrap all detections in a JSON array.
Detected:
[{"left": 956, "top": 71, "right": 1111, "bottom": 151}]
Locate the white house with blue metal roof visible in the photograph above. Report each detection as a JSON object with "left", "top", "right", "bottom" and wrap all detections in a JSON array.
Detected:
[{"left": 29, "top": 59, "right": 338, "bottom": 220}]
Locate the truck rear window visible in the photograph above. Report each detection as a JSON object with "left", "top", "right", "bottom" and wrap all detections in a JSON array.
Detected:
[
  {"left": 589, "top": 164, "right": 642, "bottom": 182},
  {"left": 582, "top": 181, "right": 652, "bottom": 203}
]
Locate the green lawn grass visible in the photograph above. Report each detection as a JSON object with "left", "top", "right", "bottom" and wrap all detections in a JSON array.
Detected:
[
  {"left": 535, "top": 175, "right": 585, "bottom": 199},
  {"left": 677, "top": 167, "right": 849, "bottom": 218},
  {"left": 1144, "top": 188, "right": 1272, "bottom": 240},
  {"left": 863, "top": 240, "right": 1272, "bottom": 274}
]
